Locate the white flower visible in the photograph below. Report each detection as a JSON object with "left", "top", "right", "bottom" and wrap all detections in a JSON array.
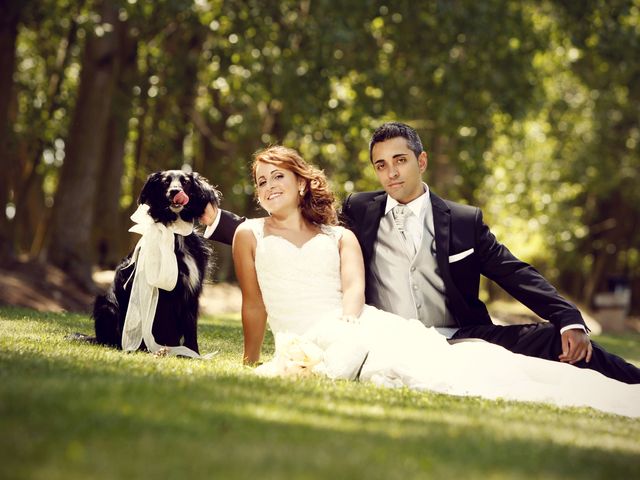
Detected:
[{"left": 256, "top": 332, "right": 324, "bottom": 378}]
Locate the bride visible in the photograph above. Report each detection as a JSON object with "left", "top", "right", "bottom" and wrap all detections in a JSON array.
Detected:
[{"left": 231, "top": 145, "right": 640, "bottom": 418}]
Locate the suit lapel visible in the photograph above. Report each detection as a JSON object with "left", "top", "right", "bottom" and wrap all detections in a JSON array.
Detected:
[
  {"left": 431, "top": 192, "right": 451, "bottom": 278},
  {"left": 430, "top": 191, "right": 467, "bottom": 314}
]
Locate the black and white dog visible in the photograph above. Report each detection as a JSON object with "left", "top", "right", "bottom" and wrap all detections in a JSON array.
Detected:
[{"left": 93, "top": 170, "right": 220, "bottom": 354}]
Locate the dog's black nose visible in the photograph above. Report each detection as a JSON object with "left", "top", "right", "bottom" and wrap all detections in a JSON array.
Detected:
[{"left": 169, "top": 188, "right": 182, "bottom": 198}]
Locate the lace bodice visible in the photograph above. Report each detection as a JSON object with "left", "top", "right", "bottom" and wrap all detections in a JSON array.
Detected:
[{"left": 248, "top": 218, "right": 345, "bottom": 336}]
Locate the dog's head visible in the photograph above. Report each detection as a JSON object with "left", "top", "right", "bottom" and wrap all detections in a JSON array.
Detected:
[{"left": 138, "top": 170, "right": 221, "bottom": 224}]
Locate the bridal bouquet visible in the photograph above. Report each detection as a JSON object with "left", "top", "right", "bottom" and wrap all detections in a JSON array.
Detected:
[{"left": 254, "top": 332, "right": 325, "bottom": 378}]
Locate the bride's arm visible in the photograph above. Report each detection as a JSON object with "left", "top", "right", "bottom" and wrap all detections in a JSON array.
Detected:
[
  {"left": 339, "top": 229, "right": 365, "bottom": 319},
  {"left": 232, "top": 225, "right": 267, "bottom": 365}
]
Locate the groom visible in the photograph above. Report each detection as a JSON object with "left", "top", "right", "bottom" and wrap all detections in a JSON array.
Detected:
[{"left": 340, "top": 121, "right": 639, "bottom": 384}]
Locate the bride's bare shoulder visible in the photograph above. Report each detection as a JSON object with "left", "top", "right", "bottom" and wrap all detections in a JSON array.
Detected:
[{"left": 234, "top": 218, "right": 266, "bottom": 246}]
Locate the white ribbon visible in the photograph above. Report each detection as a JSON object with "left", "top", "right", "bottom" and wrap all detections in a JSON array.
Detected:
[{"left": 121, "top": 204, "right": 215, "bottom": 359}]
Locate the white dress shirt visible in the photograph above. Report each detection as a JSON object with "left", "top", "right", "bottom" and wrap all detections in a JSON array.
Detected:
[
  {"left": 384, "top": 184, "right": 432, "bottom": 254},
  {"left": 203, "top": 209, "right": 222, "bottom": 239}
]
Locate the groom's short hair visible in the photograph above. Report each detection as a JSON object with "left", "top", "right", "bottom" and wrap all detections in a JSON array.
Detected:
[{"left": 369, "top": 122, "right": 424, "bottom": 161}]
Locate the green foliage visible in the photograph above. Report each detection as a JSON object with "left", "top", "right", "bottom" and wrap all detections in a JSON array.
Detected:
[
  {"left": 4, "top": 0, "right": 640, "bottom": 304},
  {"left": 1, "top": 307, "right": 640, "bottom": 479},
  {"left": 12, "top": 0, "right": 88, "bottom": 203},
  {"left": 550, "top": 0, "right": 640, "bottom": 265},
  {"left": 478, "top": 1, "right": 640, "bottom": 302},
  {"left": 4, "top": 1, "right": 551, "bottom": 220},
  {"left": 111, "top": 0, "right": 549, "bottom": 207}
]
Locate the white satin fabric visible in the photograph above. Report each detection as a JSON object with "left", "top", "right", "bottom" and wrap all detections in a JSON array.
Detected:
[
  {"left": 246, "top": 218, "right": 640, "bottom": 418},
  {"left": 121, "top": 204, "right": 213, "bottom": 358}
]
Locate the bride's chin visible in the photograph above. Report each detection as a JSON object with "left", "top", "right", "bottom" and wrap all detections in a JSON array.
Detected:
[{"left": 262, "top": 202, "right": 291, "bottom": 216}]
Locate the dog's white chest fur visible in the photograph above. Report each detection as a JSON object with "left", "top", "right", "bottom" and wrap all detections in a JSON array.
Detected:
[
  {"left": 175, "top": 235, "right": 201, "bottom": 294},
  {"left": 183, "top": 252, "right": 200, "bottom": 293}
]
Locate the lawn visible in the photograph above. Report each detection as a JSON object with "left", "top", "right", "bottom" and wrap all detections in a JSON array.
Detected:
[{"left": 1, "top": 306, "right": 639, "bottom": 480}]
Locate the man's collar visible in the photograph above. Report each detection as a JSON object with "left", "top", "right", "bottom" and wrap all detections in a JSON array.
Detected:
[{"left": 384, "top": 183, "right": 430, "bottom": 216}]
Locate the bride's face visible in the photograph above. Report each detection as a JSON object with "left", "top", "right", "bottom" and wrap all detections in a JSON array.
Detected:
[{"left": 255, "top": 161, "right": 304, "bottom": 214}]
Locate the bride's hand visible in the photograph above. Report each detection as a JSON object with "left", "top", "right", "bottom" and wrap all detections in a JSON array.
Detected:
[{"left": 341, "top": 314, "right": 360, "bottom": 324}]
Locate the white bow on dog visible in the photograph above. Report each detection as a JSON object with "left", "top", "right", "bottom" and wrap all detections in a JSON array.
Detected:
[{"left": 121, "top": 204, "right": 213, "bottom": 359}]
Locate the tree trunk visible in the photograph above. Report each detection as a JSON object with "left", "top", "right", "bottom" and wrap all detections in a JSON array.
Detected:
[
  {"left": 129, "top": 51, "right": 151, "bottom": 208},
  {"left": 580, "top": 192, "right": 629, "bottom": 306},
  {"left": 0, "top": 1, "right": 23, "bottom": 263},
  {"left": 48, "top": 1, "right": 120, "bottom": 289},
  {"left": 15, "top": 1, "right": 83, "bottom": 258},
  {"left": 93, "top": 22, "right": 137, "bottom": 268}
]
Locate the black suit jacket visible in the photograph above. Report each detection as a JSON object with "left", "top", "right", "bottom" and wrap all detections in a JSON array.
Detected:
[
  {"left": 209, "top": 210, "right": 245, "bottom": 246},
  {"left": 341, "top": 189, "right": 586, "bottom": 331}
]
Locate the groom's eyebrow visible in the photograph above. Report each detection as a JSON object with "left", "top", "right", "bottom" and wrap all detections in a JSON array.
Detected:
[{"left": 374, "top": 154, "right": 404, "bottom": 164}]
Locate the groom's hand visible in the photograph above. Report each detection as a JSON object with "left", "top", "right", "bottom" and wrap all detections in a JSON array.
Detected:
[
  {"left": 559, "top": 329, "right": 592, "bottom": 364},
  {"left": 200, "top": 202, "right": 218, "bottom": 226}
]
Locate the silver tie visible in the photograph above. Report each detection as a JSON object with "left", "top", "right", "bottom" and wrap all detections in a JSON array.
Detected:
[{"left": 393, "top": 204, "right": 416, "bottom": 257}]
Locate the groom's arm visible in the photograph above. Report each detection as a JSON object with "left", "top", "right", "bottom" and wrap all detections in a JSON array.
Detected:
[
  {"left": 474, "top": 208, "right": 587, "bottom": 332},
  {"left": 473, "top": 209, "right": 593, "bottom": 363},
  {"left": 339, "top": 192, "right": 369, "bottom": 246},
  {"left": 201, "top": 204, "right": 245, "bottom": 245},
  {"left": 339, "top": 194, "right": 355, "bottom": 228}
]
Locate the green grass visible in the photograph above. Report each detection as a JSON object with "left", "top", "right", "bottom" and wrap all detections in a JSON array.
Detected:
[{"left": 1, "top": 307, "right": 639, "bottom": 480}]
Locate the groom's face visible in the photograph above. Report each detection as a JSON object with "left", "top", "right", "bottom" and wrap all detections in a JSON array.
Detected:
[{"left": 371, "top": 137, "right": 427, "bottom": 204}]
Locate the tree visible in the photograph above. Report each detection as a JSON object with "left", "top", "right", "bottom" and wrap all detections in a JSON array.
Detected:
[
  {"left": 0, "top": 0, "right": 29, "bottom": 263},
  {"left": 548, "top": 0, "right": 640, "bottom": 307},
  {"left": 478, "top": 0, "right": 640, "bottom": 312},
  {"left": 11, "top": 0, "right": 631, "bottom": 305},
  {"left": 92, "top": 17, "right": 138, "bottom": 268},
  {"left": 48, "top": 0, "right": 121, "bottom": 288}
]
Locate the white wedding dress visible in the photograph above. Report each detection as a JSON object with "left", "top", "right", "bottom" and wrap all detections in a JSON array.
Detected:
[{"left": 248, "top": 218, "right": 640, "bottom": 418}]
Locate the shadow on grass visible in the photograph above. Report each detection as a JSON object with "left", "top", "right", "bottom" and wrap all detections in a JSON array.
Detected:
[
  {"left": 2, "top": 308, "right": 640, "bottom": 479},
  {"left": 2, "top": 349, "right": 640, "bottom": 480}
]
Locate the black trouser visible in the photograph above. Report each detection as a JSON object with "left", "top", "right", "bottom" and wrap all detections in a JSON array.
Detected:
[{"left": 451, "top": 322, "right": 640, "bottom": 384}]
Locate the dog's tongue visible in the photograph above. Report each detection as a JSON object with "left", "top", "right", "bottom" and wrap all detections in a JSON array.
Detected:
[{"left": 173, "top": 191, "right": 189, "bottom": 205}]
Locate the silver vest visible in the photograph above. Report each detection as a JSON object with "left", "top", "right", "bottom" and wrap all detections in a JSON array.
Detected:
[{"left": 367, "top": 211, "right": 455, "bottom": 328}]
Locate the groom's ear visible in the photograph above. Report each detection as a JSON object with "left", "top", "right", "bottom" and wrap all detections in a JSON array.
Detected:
[{"left": 418, "top": 151, "right": 428, "bottom": 173}]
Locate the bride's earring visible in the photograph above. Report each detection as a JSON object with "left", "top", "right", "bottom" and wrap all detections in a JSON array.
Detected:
[
  {"left": 257, "top": 198, "right": 270, "bottom": 215},
  {"left": 299, "top": 188, "right": 304, "bottom": 197}
]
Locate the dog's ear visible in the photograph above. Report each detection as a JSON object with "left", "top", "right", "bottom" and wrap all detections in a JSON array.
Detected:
[
  {"left": 191, "top": 173, "right": 221, "bottom": 206},
  {"left": 138, "top": 172, "right": 163, "bottom": 206}
]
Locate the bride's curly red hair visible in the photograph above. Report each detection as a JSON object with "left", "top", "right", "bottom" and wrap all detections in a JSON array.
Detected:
[{"left": 252, "top": 145, "right": 338, "bottom": 226}]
